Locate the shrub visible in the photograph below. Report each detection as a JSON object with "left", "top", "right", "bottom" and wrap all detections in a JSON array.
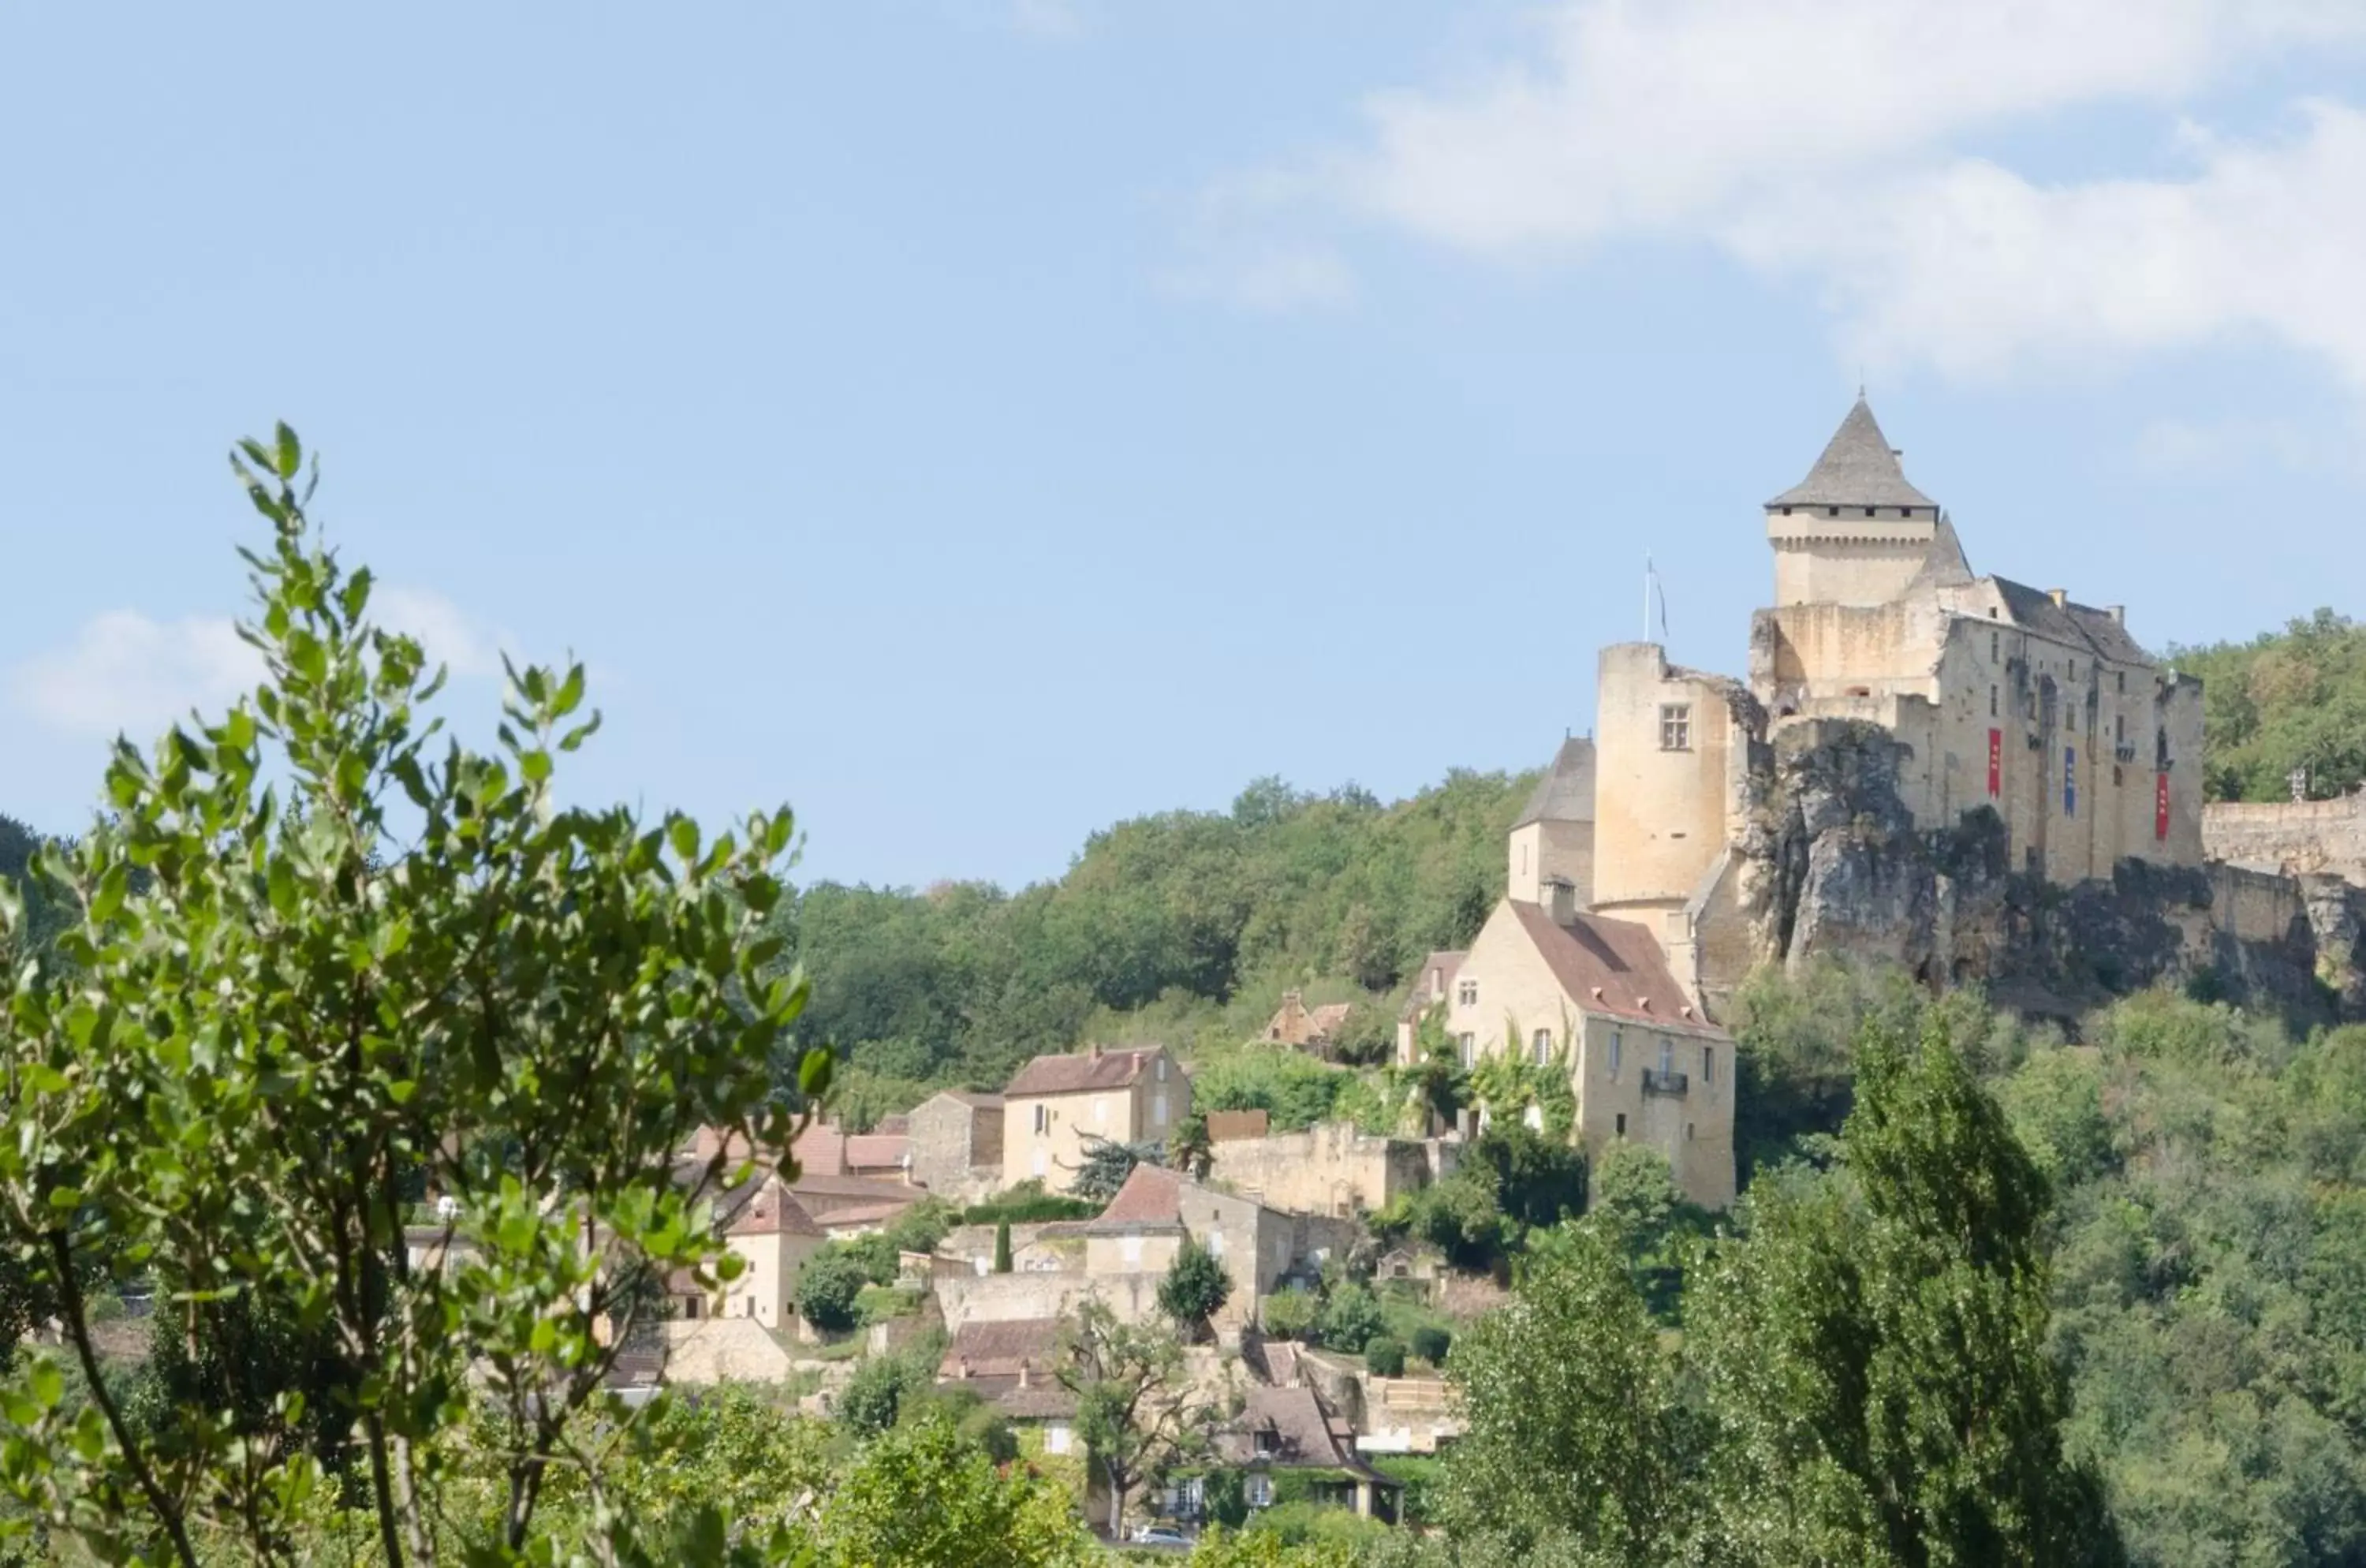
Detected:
[
  {"left": 1158, "top": 1234, "right": 1233, "bottom": 1338},
  {"left": 1364, "top": 1335, "right": 1405, "bottom": 1377},
  {"left": 1261, "top": 1286, "right": 1319, "bottom": 1342},
  {"left": 797, "top": 1246, "right": 869, "bottom": 1335},
  {"left": 1316, "top": 1284, "right": 1385, "bottom": 1355},
  {"left": 838, "top": 1350, "right": 927, "bottom": 1437},
  {"left": 962, "top": 1182, "right": 1099, "bottom": 1226},
  {"left": 1409, "top": 1326, "right": 1451, "bottom": 1367}
]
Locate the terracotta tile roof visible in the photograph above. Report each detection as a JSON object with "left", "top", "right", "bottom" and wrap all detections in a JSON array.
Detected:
[
  {"left": 957, "top": 1376, "right": 1078, "bottom": 1420},
  {"left": 1506, "top": 902, "right": 1727, "bottom": 1035},
  {"left": 1005, "top": 1047, "right": 1163, "bottom": 1098},
  {"left": 1306, "top": 1003, "right": 1354, "bottom": 1039},
  {"left": 1218, "top": 1385, "right": 1386, "bottom": 1480},
  {"left": 1205, "top": 1109, "right": 1270, "bottom": 1142},
  {"left": 1084, "top": 1163, "right": 1187, "bottom": 1233},
  {"left": 789, "top": 1122, "right": 847, "bottom": 1177},
  {"left": 721, "top": 1174, "right": 824, "bottom": 1238},
  {"left": 842, "top": 1133, "right": 909, "bottom": 1172},
  {"left": 939, "top": 1318, "right": 1063, "bottom": 1379},
  {"left": 816, "top": 1199, "right": 916, "bottom": 1231}
]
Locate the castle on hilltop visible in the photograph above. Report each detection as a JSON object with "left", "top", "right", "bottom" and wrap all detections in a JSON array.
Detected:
[{"left": 1427, "top": 398, "right": 2219, "bottom": 1205}]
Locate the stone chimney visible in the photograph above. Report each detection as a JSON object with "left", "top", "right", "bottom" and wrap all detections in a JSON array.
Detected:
[
  {"left": 2047, "top": 588, "right": 2067, "bottom": 608},
  {"left": 2107, "top": 605, "right": 2125, "bottom": 625},
  {"left": 1088, "top": 1042, "right": 1103, "bottom": 1061},
  {"left": 1546, "top": 877, "right": 1577, "bottom": 924},
  {"left": 1017, "top": 1361, "right": 1031, "bottom": 1389}
]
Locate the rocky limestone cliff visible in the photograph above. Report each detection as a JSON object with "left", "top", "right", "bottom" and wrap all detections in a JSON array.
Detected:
[{"left": 1726, "top": 719, "right": 2366, "bottom": 1028}]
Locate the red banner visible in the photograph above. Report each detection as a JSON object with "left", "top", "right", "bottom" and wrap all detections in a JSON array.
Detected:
[
  {"left": 1987, "top": 729, "right": 2002, "bottom": 798},
  {"left": 2156, "top": 772, "right": 2171, "bottom": 841}
]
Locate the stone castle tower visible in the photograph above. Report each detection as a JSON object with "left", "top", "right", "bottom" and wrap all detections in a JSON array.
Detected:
[{"left": 1520, "top": 396, "right": 2207, "bottom": 1016}]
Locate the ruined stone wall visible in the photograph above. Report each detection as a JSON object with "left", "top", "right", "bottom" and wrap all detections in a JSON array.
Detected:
[
  {"left": 1205, "top": 1122, "right": 1434, "bottom": 1217},
  {"left": 2205, "top": 793, "right": 2366, "bottom": 885}
]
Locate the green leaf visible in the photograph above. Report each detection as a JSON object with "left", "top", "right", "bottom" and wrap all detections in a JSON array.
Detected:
[
  {"left": 387, "top": 1080, "right": 418, "bottom": 1106},
  {"left": 23, "top": 1066, "right": 67, "bottom": 1096},
  {"left": 274, "top": 421, "right": 301, "bottom": 480},
  {"left": 88, "top": 864, "right": 127, "bottom": 924},
  {"left": 668, "top": 817, "right": 700, "bottom": 865},
  {"left": 267, "top": 859, "right": 298, "bottom": 919},
  {"left": 27, "top": 1363, "right": 62, "bottom": 1411},
  {"left": 797, "top": 1049, "right": 833, "bottom": 1099}
]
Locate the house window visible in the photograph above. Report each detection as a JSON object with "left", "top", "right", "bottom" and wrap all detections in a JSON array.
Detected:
[
  {"left": 1033, "top": 1104, "right": 1049, "bottom": 1135},
  {"left": 1532, "top": 1029, "right": 1552, "bottom": 1065},
  {"left": 1156, "top": 1056, "right": 1168, "bottom": 1083},
  {"left": 1457, "top": 980, "right": 1478, "bottom": 1007},
  {"left": 1658, "top": 1040, "right": 1674, "bottom": 1075},
  {"left": 1207, "top": 1227, "right": 1224, "bottom": 1257},
  {"left": 1045, "top": 1424, "right": 1073, "bottom": 1455},
  {"left": 1094, "top": 1098, "right": 1106, "bottom": 1126},
  {"left": 1608, "top": 1031, "right": 1622, "bottom": 1077},
  {"left": 1153, "top": 1092, "right": 1169, "bottom": 1127},
  {"left": 1122, "top": 1237, "right": 1143, "bottom": 1266},
  {"left": 1659, "top": 704, "right": 1692, "bottom": 751},
  {"left": 1703, "top": 1045, "right": 1715, "bottom": 1083},
  {"left": 1457, "top": 1033, "right": 1476, "bottom": 1070},
  {"left": 1247, "top": 1473, "right": 1273, "bottom": 1507},
  {"left": 1252, "top": 1429, "right": 1278, "bottom": 1458},
  {"left": 1614, "top": 1113, "right": 1627, "bottom": 1137}
]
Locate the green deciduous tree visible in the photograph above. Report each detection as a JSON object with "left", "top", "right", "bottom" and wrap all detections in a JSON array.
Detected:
[
  {"left": 1435, "top": 1220, "right": 1692, "bottom": 1562},
  {"left": 798, "top": 1246, "right": 869, "bottom": 1336},
  {"left": 1156, "top": 1234, "right": 1231, "bottom": 1340},
  {"left": 794, "top": 1413, "right": 1094, "bottom": 1566},
  {"left": 0, "top": 427, "right": 818, "bottom": 1567},
  {"left": 1058, "top": 1298, "right": 1222, "bottom": 1539},
  {"left": 1688, "top": 1014, "right": 2121, "bottom": 1566}
]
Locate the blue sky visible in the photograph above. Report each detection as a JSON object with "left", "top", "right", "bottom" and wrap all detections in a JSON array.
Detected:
[{"left": 5, "top": 2, "right": 2364, "bottom": 889}]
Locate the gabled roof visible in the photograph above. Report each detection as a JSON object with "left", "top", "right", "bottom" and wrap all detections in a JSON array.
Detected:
[
  {"left": 1513, "top": 736, "right": 1595, "bottom": 827},
  {"left": 1217, "top": 1385, "right": 1390, "bottom": 1481},
  {"left": 1306, "top": 1002, "right": 1353, "bottom": 1038},
  {"left": 939, "top": 1317, "right": 1063, "bottom": 1379},
  {"left": 1084, "top": 1163, "right": 1188, "bottom": 1233},
  {"left": 842, "top": 1133, "right": 909, "bottom": 1171},
  {"left": 925, "top": 1089, "right": 1004, "bottom": 1111},
  {"left": 1991, "top": 578, "right": 2154, "bottom": 667},
  {"left": 1767, "top": 398, "right": 1936, "bottom": 510},
  {"left": 1004, "top": 1047, "right": 1164, "bottom": 1098},
  {"left": 1401, "top": 950, "right": 1468, "bottom": 1020},
  {"left": 1506, "top": 902, "right": 1726, "bottom": 1034},
  {"left": 719, "top": 1174, "right": 823, "bottom": 1239}
]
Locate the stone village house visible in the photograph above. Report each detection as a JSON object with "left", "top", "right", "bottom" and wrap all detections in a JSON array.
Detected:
[{"left": 1001, "top": 1045, "right": 1189, "bottom": 1189}]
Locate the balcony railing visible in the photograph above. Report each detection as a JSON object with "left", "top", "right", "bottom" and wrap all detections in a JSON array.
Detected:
[{"left": 1641, "top": 1067, "right": 1689, "bottom": 1096}]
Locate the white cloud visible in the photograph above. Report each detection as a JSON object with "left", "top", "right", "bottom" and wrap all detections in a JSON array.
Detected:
[
  {"left": 371, "top": 586, "right": 505, "bottom": 678},
  {"left": 6, "top": 612, "right": 259, "bottom": 741},
  {"left": 2133, "top": 414, "right": 2339, "bottom": 476},
  {"left": 1196, "top": 0, "right": 2366, "bottom": 386},
  {"left": 9, "top": 587, "right": 506, "bottom": 742},
  {"left": 1157, "top": 169, "right": 1359, "bottom": 314}
]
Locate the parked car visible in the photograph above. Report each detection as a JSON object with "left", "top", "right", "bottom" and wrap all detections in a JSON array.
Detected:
[{"left": 1129, "top": 1524, "right": 1191, "bottom": 1547}]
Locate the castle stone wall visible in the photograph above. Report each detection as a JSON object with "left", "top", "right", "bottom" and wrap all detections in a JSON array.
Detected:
[
  {"left": 1204, "top": 1122, "right": 1436, "bottom": 1217},
  {"left": 2205, "top": 794, "right": 2366, "bottom": 886}
]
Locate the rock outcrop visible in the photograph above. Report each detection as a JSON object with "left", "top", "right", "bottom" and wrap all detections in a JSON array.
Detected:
[{"left": 1726, "top": 719, "right": 2366, "bottom": 1027}]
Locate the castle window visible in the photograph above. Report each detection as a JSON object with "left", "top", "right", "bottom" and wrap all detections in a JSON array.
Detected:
[
  {"left": 1703, "top": 1045, "right": 1715, "bottom": 1084},
  {"left": 1781, "top": 506, "right": 1792, "bottom": 515},
  {"left": 1991, "top": 631, "right": 1999, "bottom": 662},
  {"left": 1990, "top": 686, "right": 1998, "bottom": 717},
  {"left": 1659, "top": 1040, "right": 1674, "bottom": 1075},
  {"left": 2117, "top": 671, "right": 2125, "bottom": 693},
  {"left": 1034, "top": 1104, "right": 1049, "bottom": 1135},
  {"left": 1457, "top": 980, "right": 1478, "bottom": 1008},
  {"left": 1659, "top": 704, "right": 1692, "bottom": 751},
  {"left": 1608, "top": 1031, "right": 1623, "bottom": 1077},
  {"left": 1614, "top": 1113, "right": 1627, "bottom": 1137},
  {"left": 1532, "top": 1029, "right": 1552, "bottom": 1065},
  {"left": 2115, "top": 714, "right": 2125, "bottom": 744},
  {"left": 1827, "top": 506, "right": 1839, "bottom": 517},
  {"left": 1686, "top": 1123, "right": 1696, "bottom": 1141},
  {"left": 1864, "top": 507, "right": 1876, "bottom": 517}
]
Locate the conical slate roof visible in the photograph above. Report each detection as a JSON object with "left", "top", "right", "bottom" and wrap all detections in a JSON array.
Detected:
[
  {"left": 1767, "top": 398, "right": 1936, "bottom": 510},
  {"left": 1514, "top": 736, "right": 1595, "bottom": 828}
]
